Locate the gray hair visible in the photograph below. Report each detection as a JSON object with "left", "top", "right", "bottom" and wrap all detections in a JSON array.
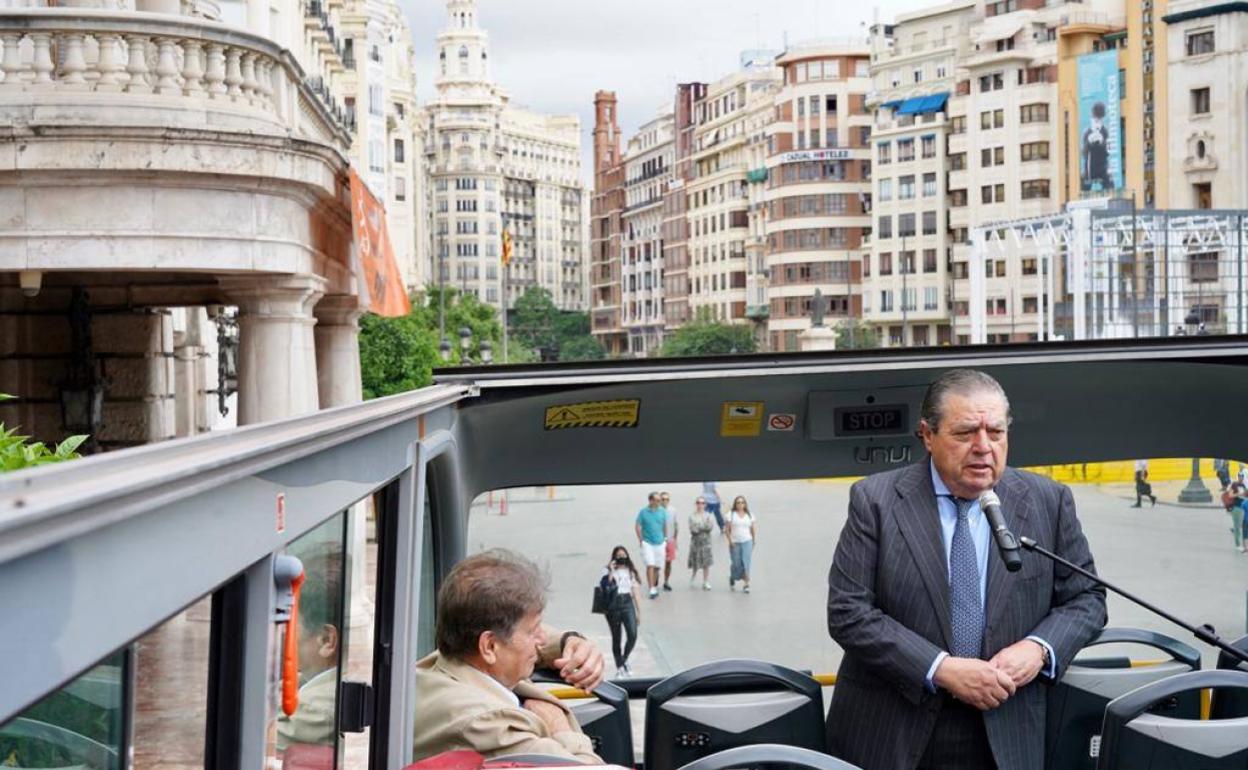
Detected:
[
  {"left": 435, "top": 548, "right": 549, "bottom": 658},
  {"left": 919, "top": 369, "right": 1011, "bottom": 432}
]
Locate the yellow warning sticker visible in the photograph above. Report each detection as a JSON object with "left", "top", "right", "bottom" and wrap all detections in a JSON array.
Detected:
[
  {"left": 544, "top": 399, "right": 640, "bottom": 430},
  {"left": 720, "top": 401, "right": 764, "bottom": 437}
]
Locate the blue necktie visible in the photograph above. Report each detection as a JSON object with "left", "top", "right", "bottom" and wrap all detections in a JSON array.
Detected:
[{"left": 949, "top": 497, "right": 984, "bottom": 658}]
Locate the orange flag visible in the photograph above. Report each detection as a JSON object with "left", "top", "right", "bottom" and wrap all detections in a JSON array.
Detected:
[{"left": 349, "top": 169, "right": 410, "bottom": 317}]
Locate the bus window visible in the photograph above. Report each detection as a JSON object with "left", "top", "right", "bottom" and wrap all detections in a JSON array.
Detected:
[
  {"left": 132, "top": 598, "right": 212, "bottom": 768},
  {"left": 416, "top": 492, "right": 437, "bottom": 659},
  {"left": 278, "top": 512, "right": 348, "bottom": 769},
  {"left": 471, "top": 465, "right": 1248, "bottom": 684},
  {"left": 0, "top": 652, "right": 125, "bottom": 770}
]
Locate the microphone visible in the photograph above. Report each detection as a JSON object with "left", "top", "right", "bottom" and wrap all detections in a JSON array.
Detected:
[{"left": 978, "top": 490, "right": 1023, "bottom": 573}]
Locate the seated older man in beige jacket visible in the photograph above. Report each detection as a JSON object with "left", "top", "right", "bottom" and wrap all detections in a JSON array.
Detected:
[{"left": 414, "top": 549, "right": 606, "bottom": 764}]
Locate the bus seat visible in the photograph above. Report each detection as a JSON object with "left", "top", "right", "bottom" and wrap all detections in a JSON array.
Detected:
[
  {"left": 1045, "top": 627, "right": 1200, "bottom": 770},
  {"left": 569, "top": 680, "right": 633, "bottom": 767},
  {"left": 487, "top": 753, "right": 583, "bottom": 766},
  {"left": 1210, "top": 634, "right": 1248, "bottom": 719},
  {"left": 1098, "top": 670, "right": 1248, "bottom": 769},
  {"left": 643, "top": 659, "right": 824, "bottom": 770},
  {"left": 675, "top": 744, "right": 863, "bottom": 770}
]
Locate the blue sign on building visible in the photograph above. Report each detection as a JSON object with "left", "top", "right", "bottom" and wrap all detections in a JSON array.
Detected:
[{"left": 1078, "top": 50, "right": 1124, "bottom": 193}]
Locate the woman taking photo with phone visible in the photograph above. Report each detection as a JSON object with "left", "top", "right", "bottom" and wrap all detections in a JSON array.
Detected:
[{"left": 601, "top": 545, "right": 642, "bottom": 677}]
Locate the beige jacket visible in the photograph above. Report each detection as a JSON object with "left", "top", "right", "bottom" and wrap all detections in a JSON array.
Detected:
[{"left": 412, "top": 643, "right": 602, "bottom": 764}]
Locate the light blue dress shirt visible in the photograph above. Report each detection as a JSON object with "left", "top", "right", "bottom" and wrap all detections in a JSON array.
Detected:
[{"left": 924, "top": 461, "right": 1056, "bottom": 691}]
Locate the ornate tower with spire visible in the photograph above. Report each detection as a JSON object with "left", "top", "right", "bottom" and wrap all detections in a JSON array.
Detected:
[
  {"left": 434, "top": 0, "right": 493, "bottom": 94},
  {"left": 425, "top": 0, "right": 588, "bottom": 319}
]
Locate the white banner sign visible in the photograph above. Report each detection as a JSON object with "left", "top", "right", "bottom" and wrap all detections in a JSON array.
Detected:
[{"left": 779, "top": 148, "right": 852, "bottom": 163}]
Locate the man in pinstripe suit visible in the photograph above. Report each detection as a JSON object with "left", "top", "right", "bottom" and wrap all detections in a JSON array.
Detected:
[{"left": 826, "top": 369, "right": 1106, "bottom": 770}]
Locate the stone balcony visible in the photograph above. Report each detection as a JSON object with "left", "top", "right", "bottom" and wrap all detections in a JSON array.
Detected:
[
  {"left": 0, "top": 8, "right": 354, "bottom": 290},
  {"left": 0, "top": 9, "right": 362, "bottom": 445}
]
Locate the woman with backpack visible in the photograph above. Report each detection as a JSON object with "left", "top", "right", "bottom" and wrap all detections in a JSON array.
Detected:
[{"left": 600, "top": 545, "right": 642, "bottom": 677}]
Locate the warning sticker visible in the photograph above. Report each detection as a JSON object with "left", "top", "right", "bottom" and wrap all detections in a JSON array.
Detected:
[
  {"left": 544, "top": 399, "right": 640, "bottom": 430},
  {"left": 721, "top": 401, "right": 764, "bottom": 437},
  {"left": 767, "top": 413, "right": 797, "bottom": 432}
]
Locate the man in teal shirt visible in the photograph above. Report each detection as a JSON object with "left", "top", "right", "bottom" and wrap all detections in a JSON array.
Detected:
[{"left": 634, "top": 492, "right": 668, "bottom": 599}]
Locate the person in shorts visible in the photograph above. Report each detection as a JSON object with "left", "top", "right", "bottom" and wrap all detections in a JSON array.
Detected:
[
  {"left": 634, "top": 492, "right": 668, "bottom": 599},
  {"left": 660, "top": 491, "right": 678, "bottom": 592}
]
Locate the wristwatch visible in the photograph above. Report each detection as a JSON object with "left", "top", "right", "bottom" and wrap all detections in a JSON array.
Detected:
[{"left": 560, "top": 630, "right": 586, "bottom": 652}]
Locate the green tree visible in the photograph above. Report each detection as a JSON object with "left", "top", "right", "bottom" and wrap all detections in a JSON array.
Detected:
[
  {"left": 507, "top": 287, "right": 604, "bottom": 362},
  {"left": 559, "top": 335, "right": 606, "bottom": 361},
  {"left": 659, "top": 310, "right": 758, "bottom": 357},
  {"left": 834, "top": 321, "right": 882, "bottom": 350},
  {"left": 511, "top": 287, "right": 560, "bottom": 353},
  {"left": 358, "top": 313, "right": 440, "bottom": 399}
]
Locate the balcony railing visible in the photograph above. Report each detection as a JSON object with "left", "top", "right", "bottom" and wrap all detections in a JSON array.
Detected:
[{"left": 0, "top": 9, "right": 352, "bottom": 146}]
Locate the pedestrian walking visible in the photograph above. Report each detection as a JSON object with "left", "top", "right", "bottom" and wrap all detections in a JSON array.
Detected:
[
  {"left": 660, "top": 492, "right": 678, "bottom": 592},
  {"left": 1132, "top": 459, "right": 1156, "bottom": 507},
  {"left": 1229, "top": 481, "right": 1247, "bottom": 553},
  {"left": 1215, "top": 458, "right": 1232, "bottom": 490},
  {"left": 634, "top": 492, "right": 667, "bottom": 599},
  {"left": 701, "top": 482, "right": 724, "bottom": 532},
  {"left": 601, "top": 545, "right": 642, "bottom": 677},
  {"left": 687, "top": 497, "right": 716, "bottom": 590},
  {"left": 725, "top": 495, "right": 757, "bottom": 593}
]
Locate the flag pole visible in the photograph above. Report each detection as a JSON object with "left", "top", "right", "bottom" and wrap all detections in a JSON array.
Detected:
[
  {"left": 502, "top": 260, "right": 509, "bottom": 362},
  {"left": 501, "top": 223, "right": 511, "bottom": 363}
]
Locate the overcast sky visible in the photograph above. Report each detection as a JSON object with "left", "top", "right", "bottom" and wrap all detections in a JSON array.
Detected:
[{"left": 405, "top": 0, "right": 924, "bottom": 182}]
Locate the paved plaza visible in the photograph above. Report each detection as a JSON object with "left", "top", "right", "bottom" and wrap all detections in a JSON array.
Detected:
[{"left": 470, "top": 476, "right": 1248, "bottom": 680}]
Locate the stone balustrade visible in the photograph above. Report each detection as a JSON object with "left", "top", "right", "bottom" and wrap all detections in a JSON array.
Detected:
[{"left": 0, "top": 9, "right": 350, "bottom": 147}]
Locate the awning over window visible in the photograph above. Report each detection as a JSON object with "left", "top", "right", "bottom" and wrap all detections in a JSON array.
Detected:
[
  {"left": 972, "top": 12, "right": 1033, "bottom": 46},
  {"left": 895, "top": 92, "right": 950, "bottom": 115}
]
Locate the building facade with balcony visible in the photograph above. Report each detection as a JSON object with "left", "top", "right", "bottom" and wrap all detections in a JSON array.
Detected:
[
  {"left": 621, "top": 111, "right": 674, "bottom": 356},
  {"left": 764, "top": 43, "right": 873, "bottom": 352},
  {"left": 945, "top": 1, "right": 1116, "bottom": 344},
  {"left": 687, "top": 62, "right": 782, "bottom": 326},
  {"left": 424, "top": 0, "right": 587, "bottom": 314},
  {"left": 660, "top": 82, "right": 706, "bottom": 334},
  {"left": 866, "top": 2, "right": 975, "bottom": 348},
  {"left": 0, "top": 0, "right": 361, "bottom": 453},
  {"left": 331, "top": 0, "right": 425, "bottom": 290}
]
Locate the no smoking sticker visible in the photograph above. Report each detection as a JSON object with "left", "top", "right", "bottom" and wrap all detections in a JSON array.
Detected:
[{"left": 767, "top": 413, "right": 797, "bottom": 432}]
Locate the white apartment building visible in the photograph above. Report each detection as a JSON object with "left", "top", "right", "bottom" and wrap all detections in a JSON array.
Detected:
[
  {"left": 946, "top": 1, "right": 1122, "bottom": 344},
  {"left": 866, "top": 2, "right": 976, "bottom": 347},
  {"left": 425, "top": 0, "right": 588, "bottom": 313},
  {"left": 1164, "top": 1, "right": 1248, "bottom": 211},
  {"left": 334, "top": 0, "right": 424, "bottom": 290},
  {"left": 621, "top": 112, "right": 675, "bottom": 356},
  {"left": 764, "top": 42, "right": 875, "bottom": 352},
  {"left": 687, "top": 62, "right": 782, "bottom": 324}
]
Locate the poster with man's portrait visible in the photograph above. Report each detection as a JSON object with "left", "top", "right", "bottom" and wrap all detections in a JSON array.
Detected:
[{"left": 1078, "top": 50, "right": 1123, "bottom": 193}]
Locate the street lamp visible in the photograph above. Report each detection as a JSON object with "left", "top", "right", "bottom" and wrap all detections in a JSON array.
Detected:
[
  {"left": 480, "top": 340, "right": 493, "bottom": 364},
  {"left": 438, "top": 338, "right": 452, "bottom": 362},
  {"left": 459, "top": 326, "right": 472, "bottom": 358},
  {"left": 1177, "top": 308, "right": 1213, "bottom": 502}
]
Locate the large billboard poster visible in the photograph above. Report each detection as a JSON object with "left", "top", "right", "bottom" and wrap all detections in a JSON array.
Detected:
[{"left": 1078, "top": 50, "right": 1123, "bottom": 193}]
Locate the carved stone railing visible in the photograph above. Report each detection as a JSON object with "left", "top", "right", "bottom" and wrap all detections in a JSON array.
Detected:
[{"left": 0, "top": 9, "right": 351, "bottom": 148}]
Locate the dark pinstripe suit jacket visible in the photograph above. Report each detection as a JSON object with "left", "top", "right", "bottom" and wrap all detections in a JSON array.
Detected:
[{"left": 825, "top": 461, "right": 1107, "bottom": 770}]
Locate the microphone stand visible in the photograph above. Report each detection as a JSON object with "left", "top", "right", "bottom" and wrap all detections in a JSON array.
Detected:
[{"left": 1019, "top": 536, "right": 1248, "bottom": 667}]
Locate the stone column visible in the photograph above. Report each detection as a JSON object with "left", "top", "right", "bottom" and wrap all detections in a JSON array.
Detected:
[
  {"left": 246, "top": 0, "right": 268, "bottom": 37},
  {"left": 313, "top": 295, "right": 364, "bottom": 409},
  {"left": 222, "top": 275, "right": 324, "bottom": 426}
]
